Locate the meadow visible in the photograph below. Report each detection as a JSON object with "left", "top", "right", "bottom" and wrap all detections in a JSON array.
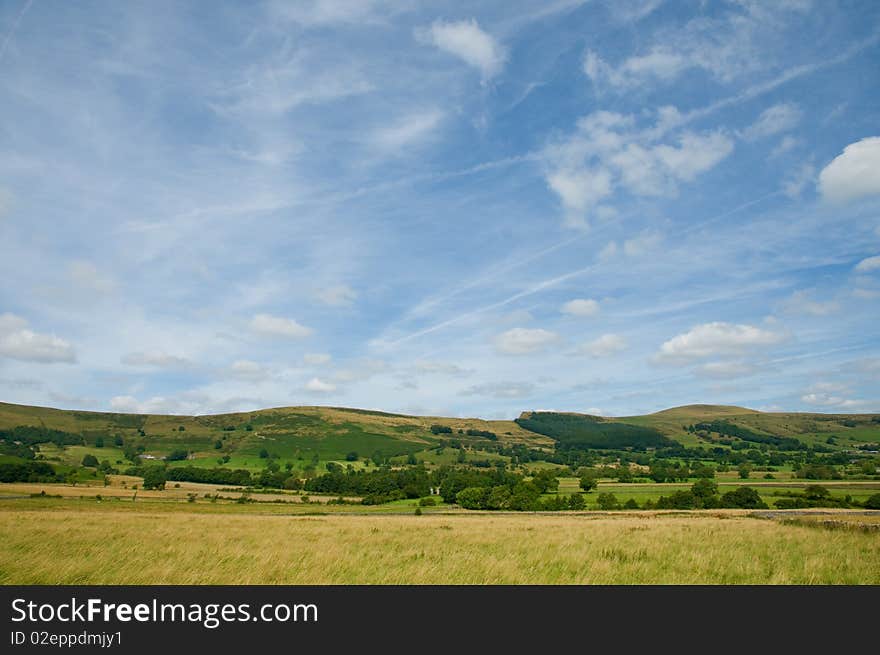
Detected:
[{"left": 0, "top": 498, "right": 877, "bottom": 585}]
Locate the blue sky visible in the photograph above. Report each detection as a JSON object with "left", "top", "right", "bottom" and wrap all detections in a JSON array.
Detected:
[{"left": 1, "top": 0, "right": 879, "bottom": 418}]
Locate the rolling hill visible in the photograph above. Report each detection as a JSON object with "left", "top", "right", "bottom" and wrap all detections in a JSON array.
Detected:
[{"left": 0, "top": 401, "right": 878, "bottom": 474}]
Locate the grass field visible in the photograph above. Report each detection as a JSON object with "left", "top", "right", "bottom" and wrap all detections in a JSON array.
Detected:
[{"left": 0, "top": 500, "right": 877, "bottom": 584}]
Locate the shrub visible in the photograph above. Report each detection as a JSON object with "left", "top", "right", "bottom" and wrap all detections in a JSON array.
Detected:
[{"left": 596, "top": 492, "right": 619, "bottom": 510}]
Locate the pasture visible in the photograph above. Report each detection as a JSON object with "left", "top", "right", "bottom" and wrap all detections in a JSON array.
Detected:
[{"left": 0, "top": 498, "right": 877, "bottom": 584}]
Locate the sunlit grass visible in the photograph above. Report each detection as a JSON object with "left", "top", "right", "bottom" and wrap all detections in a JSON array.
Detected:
[{"left": 0, "top": 503, "right": 876, "bottom": 585}]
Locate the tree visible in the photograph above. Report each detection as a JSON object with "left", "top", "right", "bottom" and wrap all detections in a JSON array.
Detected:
[
  {"left": 214, "top": 440, "right": 223, "bottom": 450},
  {"left": 456, "top": 487, "right": 488, "bottom": 510},
  {"left": 738, "top": 465, "right": 751, "bottom": 479},
  {"left": 803, "top": 484, "right": 830, "bottom": 501},
  {"left": 81, "top": 454, "right": 99, "bottom": 467},
  {"left": 864, "top": 493, "right": 880, "bottom": 510},
  {"left": 486, "top": 485, "right": 511, "bottom": 510},
  {"left": 691, "top": 477, "right": 718, "bottom": 501},
  {"left": 113, "top": 435, "right": 124, "bottom": 447},
  {"left": 720, "top": 486, "right": 766, "bottom": 509},
  {"left": 259, "top": 448, "right": 269, "bottom": 459},
  {"left": 94, "top": 436, "right": 104, "bottom": 448},
  {"left": 568, "top": 493, "right": 586, "bottom": 510},
  {"left": 142, "top": 467, "right": 167, "bottom": 491},
  {"left": 623, "top": 498, "right": 639, "bottom": 510},
  {"left": 531, "top": 469, "right": 559, "bottom": 493},
  {"left": 579, "top": 475, "right": 598, "bottom": 492},
  {"left": 165, "top": 449, "right": 189, "bottom": 462},
  {"left": 656, "top": 490, "right": 697, "bottom": 509},
  {"left": 345, "top": 451, "right": 358, "bottom": 462},
  {"left": 596, "top": 492, "right": 619, "bottom": 510}
]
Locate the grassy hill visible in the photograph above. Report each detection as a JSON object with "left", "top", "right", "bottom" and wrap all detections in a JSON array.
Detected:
[
  {"left": 0, "top": 401, "right": 550, "bottom": 473},
  {"left": 0, "top": 401, "right": 877, "bottom": 475},
  {"left": 621, "top": 404, "right": 880, "bottom": 450}
]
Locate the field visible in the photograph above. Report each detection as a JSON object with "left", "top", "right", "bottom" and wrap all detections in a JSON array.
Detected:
[
  {"left": 0, "top": 498, "right": 877, "bottom": 584},
  {"left": 2, "top": 401, "right": 878, "bottom": 585}
]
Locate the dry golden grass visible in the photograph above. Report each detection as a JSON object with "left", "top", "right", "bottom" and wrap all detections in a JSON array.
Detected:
[{"left": 0, "top": 505, "right": 877, "bottom": 585}]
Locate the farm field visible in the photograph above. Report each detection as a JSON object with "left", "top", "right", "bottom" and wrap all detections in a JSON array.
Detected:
[{"left": 0, "top": 499, "right": 877, "bottom": 585}]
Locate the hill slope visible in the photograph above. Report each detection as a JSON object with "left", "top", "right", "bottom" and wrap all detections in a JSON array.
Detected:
[{"left": 1, "top": 402, "right": 877, "bottom": 472}]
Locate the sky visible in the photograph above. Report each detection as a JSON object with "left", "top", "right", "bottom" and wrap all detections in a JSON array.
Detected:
[{"left": 0, "top": 0, "right": 879, "bottom": 419}]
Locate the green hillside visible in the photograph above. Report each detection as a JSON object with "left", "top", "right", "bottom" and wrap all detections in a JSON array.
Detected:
[{"left": 1, "top": 401, "right": 878, "bottom": 478}]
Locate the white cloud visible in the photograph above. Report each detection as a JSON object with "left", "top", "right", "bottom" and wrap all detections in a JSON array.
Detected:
[
  {"left": 109, "top": 395, "right": 196, "bottom": 415},
  {"left": 229, "top": 359, "right": 271, "bottom": 381},
  {"left": 561, "top": 298, "right": 600, "bottom": 317},
  {"left": 315, "top": 285, "right": 357, "bottom": 307},
  {"left": 494, "top": 327, "right": 559, "bottom": 355},
  {"left": 780, "top": 290, "right": 839, "bottom": 316},
  {"left": 655, "top": 322, "right": 784, "bottom": 364},
  {"left": 742, "top": 103, "right": 802, "bottom": 141},
  {"left": 0, "top": 313, "right": 76, "bottom": 363},
  {"left": 800, "top": 383, "right": 866, "bottom": 409},
  {"left": 586, "top": 3, "right": 815, "bottom": 91},
  {"left": 251, "top": 313, "right": 313, "bottom": 338},
  {"left": 584, "top": 49, "right": 687, "bottom": 89},
  {"left": 460, "top": 381, "right": 535, "bottom": 398},
  {"left": 121, "top": 351, "right": 191, "bottom": 368},
  {"left": 544, "top": 109, "right": 733, "bottom": 225},
  {"left": 855, "top": 255, "right": 880, "bottom": 272},
  {"left": 370, "top": 110, "right": 444, "bottom": 152},
  {"left": 303, "top": 352, "right": 332, "bottom": 366},
  {"left": 818, "top": 137, "right": 880, "bottom": 203},
  {"left": 546, "top": 168, "right": 612, "bottom": 227},
  {"left": 304, "top": 377, "right": 336, "bottom": 393},
  {"left": 418, "top": 19, "right": 506, "bottom": 80},
  {"left": 578, "top": 333, "right": 627, "bottom": 357}
]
